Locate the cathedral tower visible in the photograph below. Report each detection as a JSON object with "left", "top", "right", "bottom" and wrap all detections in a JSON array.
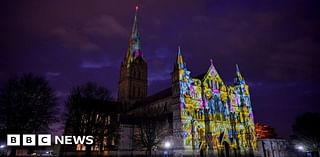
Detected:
[{"left": 118, "top": 6, "right": 147, "bottom": 105}]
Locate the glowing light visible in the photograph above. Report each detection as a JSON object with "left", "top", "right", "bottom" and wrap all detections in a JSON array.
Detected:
[
  {"left": 164, "top": 141, "right": 171, "bottom": 149},
  {"left": 296, "top": 145, "right": 304, "bottom": 151},
  {"left": 0, "top": 145, "right": 5, "bottom": 148},
  {"left": 135, "top": 5, "right": 139, "bottom": 11}
]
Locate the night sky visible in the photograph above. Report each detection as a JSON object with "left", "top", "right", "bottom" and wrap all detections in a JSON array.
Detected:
[{"left": 1, "top": 0, "right": 320, "bottom": 138}]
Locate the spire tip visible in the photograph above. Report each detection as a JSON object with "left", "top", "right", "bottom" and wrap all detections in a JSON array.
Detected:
[
  {"left": 176, "top": 46, "right": 184, "bottom": 69},
  {"left": 236, "top": 64, "right": 240, "bottom": 72}
]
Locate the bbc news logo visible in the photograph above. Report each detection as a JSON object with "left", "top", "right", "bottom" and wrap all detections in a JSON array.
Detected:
[{"left": 7, "top": 134, "right": 94, "bottom": 146}]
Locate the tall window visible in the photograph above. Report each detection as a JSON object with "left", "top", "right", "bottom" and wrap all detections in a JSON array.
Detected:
[
  {"left": 132, "top": 86, "right": 136, "bottom": 97},
  {"left": 137, "top": 70, "right": 141, "bottom": 79},
  {"left": 132, "top": 70, "right": 136, "bottom": 78}
]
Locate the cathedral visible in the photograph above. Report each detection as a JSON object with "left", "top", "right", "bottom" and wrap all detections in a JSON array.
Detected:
[{"left": 117, "top": 7, "right": 257, "bottom": 157}]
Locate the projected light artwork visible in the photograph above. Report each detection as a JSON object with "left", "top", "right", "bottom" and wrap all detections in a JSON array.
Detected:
[{"left": 175, "top": 47, "right": 256, "bottom": 155}]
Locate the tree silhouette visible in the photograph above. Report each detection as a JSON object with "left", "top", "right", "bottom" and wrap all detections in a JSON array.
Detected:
[
  {"left": 132, "top": 110, "right": 172, "bottom": 156},
  {"left": 0, "top": 73, "right": 57, "bottom": 157},
  {"left": 64, "top": 82, "right": 118, "bottom": 156},
  {"left": 292, "top": 112, "right": 320, "bottom": 157}
]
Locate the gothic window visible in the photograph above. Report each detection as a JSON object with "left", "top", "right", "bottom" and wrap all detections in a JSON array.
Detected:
[
  {"left": 140, "top": 70, "right": 143, "bottom": 79},
  {"left": 133, "top": 86, "right": 136, "bottom": 97},
  {"left": 164, "top": 102, "right": 168, "bottom": 112},
  {"left": 216, "top": 81, "right": 220, "bottom": 89},
  {"left": 206, "top": 79, "right": 214, "bottom": 89},
  {"left": 107, "top": 116, "right": 110, "bottom": 125},
  {"left": 137, "top": 70, "right": 141, "bottom": 79},
  {"left": 132, "top": 69, "right": 136, "bottom": 78}
]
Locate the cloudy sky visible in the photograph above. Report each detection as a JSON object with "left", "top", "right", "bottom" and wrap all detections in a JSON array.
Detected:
[{"left": 1, "top": 0, "right": 320, "bottom": 137}]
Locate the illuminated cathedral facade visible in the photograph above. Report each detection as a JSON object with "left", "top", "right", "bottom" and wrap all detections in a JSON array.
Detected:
[{"left": 118, "top": 7, "right": 257, "bottom": 157}]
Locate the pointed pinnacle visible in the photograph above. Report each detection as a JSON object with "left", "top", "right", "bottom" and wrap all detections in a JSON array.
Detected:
[
  {"left": 178, "top": 46, "right": 181, "bottom": 55},
  {"left": 236, "top": 64, "right": 240, "bottom": 72}
]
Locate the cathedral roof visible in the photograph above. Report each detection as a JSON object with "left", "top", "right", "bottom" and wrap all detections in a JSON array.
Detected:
[
  {"left": 129, "top": 87, "right": 172, "bottom": 110},
  {"left": 193, "top": 73, "right": 206, "bottom": 80},
  {"left": 143, "top": 87, "right": 172, "bottom": 103}
]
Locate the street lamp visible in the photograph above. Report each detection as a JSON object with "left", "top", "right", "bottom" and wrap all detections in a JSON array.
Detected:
[
  {"left": 164, "top": 141, "right": 171, "bottom": 149},
  {"left": 296, "top": 145, "right": 304, "bottom": 151},
  {"left": 296, "top": 145, "right": 306, "bottom": 157},
  {"left": 164, "top": 141, "right": 172, "bottom": 157},
  {"left": 0, "top": 145, "right": 6, "bottom": 156}
]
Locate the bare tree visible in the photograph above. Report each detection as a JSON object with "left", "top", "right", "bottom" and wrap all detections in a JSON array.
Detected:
[
  {"left": 292, "top": 112, "right": 320, "bottom": 157},
  {"left": 0, "top": 73, "right": 58, "bottom": 157},
  {"left": 133, "top": 112, "right": 172, "bottom": 156},
  {"left": 64, "top": 82, "right": 118, "bottom": 156}
]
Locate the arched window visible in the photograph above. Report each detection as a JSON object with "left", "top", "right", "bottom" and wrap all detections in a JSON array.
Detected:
[
  {"left": 132, "top": 70, "right": 136, "bottom": 78},
  {"left": 137, "top": 69, "right": 140, "bottom": 79},
  {"left": 133, "top": 86, "right": 136, "bottom": 97}
]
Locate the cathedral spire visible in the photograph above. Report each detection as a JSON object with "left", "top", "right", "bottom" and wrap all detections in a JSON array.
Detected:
[
  {"left": 118, "top": 5, "right": 147, "bottom": 105},
  {"left": 131, "top": 5, "right": 142, "bottom": 57},
  {"left": 176, "top": 46, "right": 185, "bottom": 69},
  {"left": 125, "top": 5, "right": 143, "bottom": 66},
  {"left": 234, "top": 64, "right": 245, "bottom": 84},
  {"left": 131, "top": 6, "right": 139, "bottom": 45}
]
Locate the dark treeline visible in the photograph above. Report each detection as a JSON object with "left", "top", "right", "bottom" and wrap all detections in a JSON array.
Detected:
[
  {"left": 62, "top": 82, "right": 119, "bottom": 156},
  {"left": 291, "top": 112, "right": 320, "bottom": 157},
  {"left": 0, "top": 73, "right": 120, "bottom": 157},
  {"left": 0, "top": 73, "right": 58, "bottom": 156}
]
